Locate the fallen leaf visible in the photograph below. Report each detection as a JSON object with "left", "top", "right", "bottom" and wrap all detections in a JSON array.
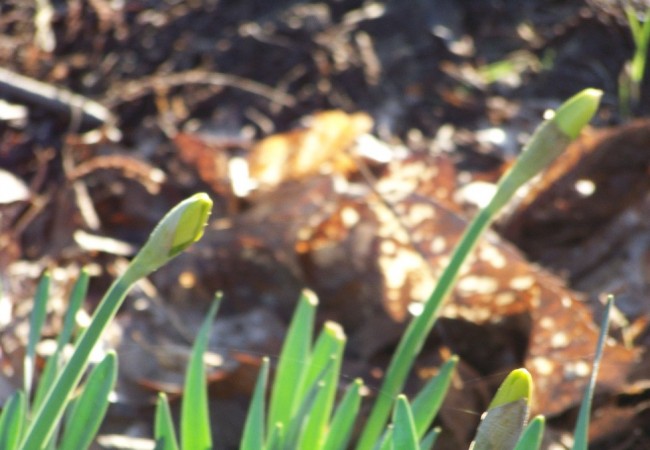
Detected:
[{"left": 248, "top": 110, "right": 373, "bottom": 189}]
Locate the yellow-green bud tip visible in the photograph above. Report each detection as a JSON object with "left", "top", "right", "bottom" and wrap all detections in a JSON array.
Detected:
[
  {"left": 169, "top": 193, "right": 213, "bottom": 256},
  {"left": 553, "top": 88, "right": 602, "bottom": 139},
  {"left": 488, "top": 368, "right": 533, "bottom": 410}
]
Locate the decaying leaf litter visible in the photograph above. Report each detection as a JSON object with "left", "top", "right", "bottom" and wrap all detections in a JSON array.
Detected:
[{"left": 1, "top": 0, "right": 649, "bottom": 448}]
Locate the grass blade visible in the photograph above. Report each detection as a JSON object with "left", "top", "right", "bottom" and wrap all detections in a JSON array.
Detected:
[
  {"left": 297, "top": 322, "right": 346, "bottom": 449},
  {"left": 572, "top": 295, "right": 615, "bottom": 450},
  {"left": 392, "top": 395, "right": 418, "bottom": 450},
  {"left": 379, "top": 355, "right": 458, "bottom": 450},
  {"left": 25, "top": 273, "right": 50, "bottom": 402},
  {"left": 321, "top": 378, "right": 363, "bottom": 450},
  {"left": 355, "top": 89, "right": 602, "bottom": 450},
  {"left": 266, "top": 422, "right": 283, "bottom": 450},
  {"left": 267, "top": 291, "right": 317, "bottom": 433},
  {"left": 411, "top": 355, "right": 457, "bottom": 435},
  {"left": 0, "top": 391, "right": 26, "bottom": 450},
  {"left": 32, "top": 270, "right": 89, "bottom": 412},
  {"left": 241, "top": 357, "right": 269, "bottom": 450},
  {"left": 419, "top": 427, "right": 440, "bottom": 450},
  {"left": 283, "top": 377, "right": 326, "bottom": 449},
  {"left": 513, "top": 415, "right": 545, "bottom": 450},
  {"left": 155, "top": 393, "right": 180, "bottom": 450},
  {"left": 58, "top": 351, "right": 117, "bottom": 450},
  {"left": 181, "top": 297, "right": 221, "bottom": 450}
]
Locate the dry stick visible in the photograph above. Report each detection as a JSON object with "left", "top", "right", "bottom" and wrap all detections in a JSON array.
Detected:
[
  {"left": 104, "top": 69, "right": 296, "bottom": 109},
  {"left": 0, "top": 68, "right": 115, "bottom": 130}
]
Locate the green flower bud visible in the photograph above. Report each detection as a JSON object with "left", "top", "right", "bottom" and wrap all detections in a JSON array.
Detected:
[
  {"left": 489, "top": 368, "right": 533, "bottom": 410},
  {"left": 553, "top": 88, "right": 602, "bottom": 139},
  {"left": 127, "top": 193, "right": 212, "bottom": 280}
]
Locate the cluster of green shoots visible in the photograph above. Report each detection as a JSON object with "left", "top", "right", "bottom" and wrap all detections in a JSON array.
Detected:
[
  {"left": 620, "top": 5, "right": 650, "bottom": 117},
  {"left": 0, "top": 89, "right": 612, "bottom": 450}
]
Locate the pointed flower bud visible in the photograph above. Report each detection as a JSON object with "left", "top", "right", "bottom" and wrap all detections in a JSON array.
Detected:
[
  {"left": 127, "top": 193, "right": 212, "bottom": 280},
  {"left": 486, "top": 88, "right": 602, "bottom": 214},
  {"left": 488, "top": 368, "right": 533, "bottom": 410},
  {"left": 553, "top": 88, "right": 602, "bottom": 139}
]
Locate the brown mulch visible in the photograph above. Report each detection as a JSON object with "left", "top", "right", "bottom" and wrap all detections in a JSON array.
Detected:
[{"left": 1, "top": 1, "right": 650, "bottom": 449}]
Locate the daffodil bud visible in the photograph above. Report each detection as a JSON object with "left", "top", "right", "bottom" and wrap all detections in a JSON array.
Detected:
[
  {"left": 471, "top": 369, "right": 533, "bottom": 450},
  {"left": 126, "top": 193, "right": 212, "bottom": 281},
  {"left": 486, "top": 88, "right": 602, "bottom": 214},
  {"left": 488, "top": 368, "right": 533, "bottom": 410}
]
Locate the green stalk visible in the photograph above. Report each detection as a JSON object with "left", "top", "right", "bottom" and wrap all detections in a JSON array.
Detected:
[{"left": 355, "top": 89, "right": 601, "bottom": 450}]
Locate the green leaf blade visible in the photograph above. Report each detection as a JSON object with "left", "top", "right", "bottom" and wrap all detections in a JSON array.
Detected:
[
  {"left": 58, "top": 351, "right": 117, "bottom": 450},
  {"left": 241, "top": 357, "right": 269, "bottom": 450},
  {"left": 296, "top": 322, "right": 346, "bottom": 449},
  {"left": 321, "top": 378, "right": 363, "bottom": 450},
  {"left": 180, "top": 297, "right": 220, "bottom": 450},
  {"left": 267, "top": 291, "right": 317, "bottom": 433},
  {"left": 392, "top": 395, "right": 418, "bottom": 450},
  {"left": 33, "top": 270, "right": 89, "bottom": 412},
  {"left": 513, "top": 415, "right": 545, "bottom": 450},
  {"left": 155, "top": 393, "right": 180, "bottom": 450},
  {"left": 572, "top": 296, "right": 615, "bottom": 450},
  {"left": 0, "top": 391, "right": 27, "bottom": 450},
  {"left": 25, "top": 273, "right": 50, "bottom": 401}
]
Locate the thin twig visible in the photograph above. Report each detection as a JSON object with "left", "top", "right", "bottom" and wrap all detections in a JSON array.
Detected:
[
  {"left": 0, "top": 68, "right": 116, "bottom": 130},
  {"left": 103, "top": 69, "right": 296, "bottom": 109}
]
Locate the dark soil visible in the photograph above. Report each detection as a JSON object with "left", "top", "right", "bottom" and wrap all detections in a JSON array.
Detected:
[{"left": 1, "top": 1, "right": 650, "bottom": 449}]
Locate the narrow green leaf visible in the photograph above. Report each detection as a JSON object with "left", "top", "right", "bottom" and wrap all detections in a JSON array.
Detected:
[
  {"left": 297, "top": 322, "right": 346, "bottom": 449},
  {"left": 321, "top": 379, "right": 363, "bottom": 450},
  {"left": 0, "top": 391, "right": 26, "bottom": 450},
  {"left": 572, "top": 296, "right": 615, "bottom": 450},
  {"left": 629, "top": 8, "right": 650, "bottom": 83},
  {"left": 419, "top": 427, "right": 440, "bottom": 450},
  {"left": 626, "top": 7, "right": 643, "bottom": 43},
  {"left": 267, "top": 291, "right": 317, "bottom": 432},
  {"left": 379, "top": 356, "right": 458, "bottom": 450},
  {"left": 155, "top": 393, "right": 180, "bottom": 450},
  {"left": 25, "top": 273, "right": 50, "bottom": 401},
  {"left": 241, "top": 357, "right": 269, "bottom": 450},
  {"left": 283, "top": 364, "right": 330, "bottom": 449},
  {"left": 513, "top": 415, "right": 545, "bottom": 450},
  {"left": 266, "top": 423, "right": 283, "bottom": 450},
  {"left": 32, "top": 270, "right": 89, "bottom": 412},
  {"left": 58, "top": 269, "right": 90, "bottom": 348},
  {"left": 411, "top": 355, "right": 457, "bottom": 435},
  {"left": 392, "top": 395, "right": 418, "bottom": 450},
  {"left": 181, "top": 297, "right": 221, "bottom": 450},
  {"left": 58, "top": 351, "right": 117, "bottom": 450}
]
